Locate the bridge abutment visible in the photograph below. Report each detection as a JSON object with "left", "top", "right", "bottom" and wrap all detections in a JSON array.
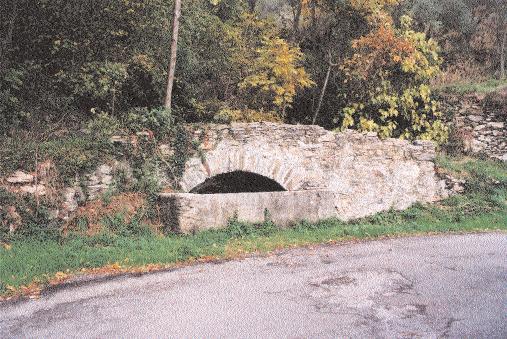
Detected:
[{"left": 159, "top": 123, "right": 445, "bottom": 233}]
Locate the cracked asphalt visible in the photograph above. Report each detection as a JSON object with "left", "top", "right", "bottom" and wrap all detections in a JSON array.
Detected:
[{"left": 1, "top": 233, "right": 506, "bottom": 338}]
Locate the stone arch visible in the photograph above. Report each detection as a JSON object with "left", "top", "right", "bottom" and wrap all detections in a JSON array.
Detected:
[{"left": 178, "top": 147, "right": 315, "bottom": 193}]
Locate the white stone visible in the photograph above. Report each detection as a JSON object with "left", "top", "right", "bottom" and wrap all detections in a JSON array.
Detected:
[
  {"left": 110, "top": 135, "right": 129, "bottom": 144},
  {"left": 6, "top": 171, "right": 34, "bottom": 184},
  {"left": 467, "top": 115, "right": 483, "bottom": 123},
  {"left": 158, "top": 144, "right": 174, "bottom": 157},
  {"left": 97, "top": 164, "right": 112, "bottom": 175},
  {"left": 488, "top": 122, "right": 504, "bottom": 129},
  {"left": 19, "top": 184, "right": 46, "bottom": 196},
  {"left": 471, "top": 139, "right": 486, "bottom": 152}
]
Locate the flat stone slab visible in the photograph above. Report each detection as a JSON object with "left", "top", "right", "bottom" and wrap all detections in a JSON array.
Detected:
[{"left": 159, "top": 190, "right": 337, "bottom": 234}]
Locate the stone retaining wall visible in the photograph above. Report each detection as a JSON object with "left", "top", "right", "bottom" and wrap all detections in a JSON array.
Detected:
[
  {"left": 442, "top": 92, "right": 507, "bottom": 161},
  {"left": 2, "top": 122, "right": 448, "bottom": 233},
  {"left": 160, "top": 123, "right": 445, "bottom": 232}
]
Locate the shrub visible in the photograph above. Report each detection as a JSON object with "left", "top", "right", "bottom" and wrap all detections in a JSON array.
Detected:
[
  {"left": 61, "top": 62, "right": 128, "bottom": 116},
  {"left": 0, "top": 188, "right": 59, "bottom": 242},
  {"left": 239, "top": 36, "right": 315, "bottom": 117},
  {"left": 0, "top": 67, "right": 29, "bottom": 133},
  {"left": 125, "top": 107, "right": 173, "bottom": 138},
  {"left": 100, "top": 212, "right": 155, "bottom": 238},
  {"left": 339, "top": 15, "right": 448, "bottom": 144},
  {"left": 86, "top": 112, "right": 121, "bottom": 140}
]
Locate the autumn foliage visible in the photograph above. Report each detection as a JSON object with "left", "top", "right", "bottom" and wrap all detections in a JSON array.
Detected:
[
  {"left": 0, "top": 0, "right": 456, "bottom": 143},
  {"left": 340, "top": 15, "right": 448, "bottom": 143}
]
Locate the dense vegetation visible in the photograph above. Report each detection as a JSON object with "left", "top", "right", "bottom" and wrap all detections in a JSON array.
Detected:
[{"left": 2, "top": 0, "right": 505, "bottom": 139}]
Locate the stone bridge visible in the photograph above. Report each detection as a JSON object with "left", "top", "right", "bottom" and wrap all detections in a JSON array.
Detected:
[{"left": 160, "top": 123, "right": 444, "bottom": 233}]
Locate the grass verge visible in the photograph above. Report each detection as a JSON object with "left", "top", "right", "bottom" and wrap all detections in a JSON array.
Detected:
[
  {"left": 433, "top": 78, "right": 507, "bottom": 95},
  {"left": 1, "top": 155, "right": 506, "bottom": 300}
]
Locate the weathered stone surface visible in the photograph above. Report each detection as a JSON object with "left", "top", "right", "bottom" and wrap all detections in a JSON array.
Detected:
[
  {"left": 85, "top": 164, "right": 113, "bottom": 200},
  {"left": 158, "top": 144, "right": 173, "bottom": 158},
  {"left": 6, "top": 171, "right": 34, "bottom": 184},
  {"left": 467, "top": 115, "right": 483, "bottom": 123},
  {"left": 160, "top": 123, "right": 443, "bottom": 233},
  {"left": 60, "top": 186, "right": 85, "bottom": 220},
  {"left": 19, "top": 184, "right": 46, "bottom": 196},
  {"left": 5, "top": 206, "right": 22, "bottom": 233},
  {"left": 442, "top": 94, "right": 507, "bottom": 161},
  {"left": 160, "top": 190, "right": 338, "bottom": 233},
  {"left": 110, "top": 135, "right": 130, "bottom": 144},
  {"left": 488, "top": 122, "right": 504, "bottom": 129}
]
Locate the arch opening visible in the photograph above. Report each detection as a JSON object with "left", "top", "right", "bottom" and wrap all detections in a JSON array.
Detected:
[{"left": 189, "top": 171, "right": 286, "bottom": 194}]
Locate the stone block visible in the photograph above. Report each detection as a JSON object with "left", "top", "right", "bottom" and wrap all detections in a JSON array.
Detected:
[
  {"left": 160, "top": 190, "right": 338, "bottom": 234},
  {"left": 6, "top": 171, "right": 34, "bottom": 184}
]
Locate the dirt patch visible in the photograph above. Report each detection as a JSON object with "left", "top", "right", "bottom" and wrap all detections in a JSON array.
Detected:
[{"left": 65, "top": 192, "right": 161, "bottom": 235}]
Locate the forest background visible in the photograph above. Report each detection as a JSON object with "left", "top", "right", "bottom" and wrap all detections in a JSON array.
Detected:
[{"left": 1, "top": 0, "right": 505, "bottom": 143}]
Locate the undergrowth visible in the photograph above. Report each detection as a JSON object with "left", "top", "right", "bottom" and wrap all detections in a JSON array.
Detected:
[{"left": 0, "top": 112, "right": 205, "bottom": 242}]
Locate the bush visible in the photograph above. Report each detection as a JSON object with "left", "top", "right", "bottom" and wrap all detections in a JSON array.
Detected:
[
  {"left": 339, "top": 15, "right": 448, "bottom": 144},
  {"left": 0, "top": 68, "right": 29, "bottom": 133},
  {"left": 0, "top": 188, "right": 59, "bottom": 242},
  {"left": 100, "top": 212, "right": 155, "bottom": 238},
  {"left": 86, "top": 112, "right": 121, "bottom": 140},
  {"left": 125, "top": 107, "right": 173, "bottom": 138},
  {"left": 0, "top": 134, "right": 113, "bottom": 184}
]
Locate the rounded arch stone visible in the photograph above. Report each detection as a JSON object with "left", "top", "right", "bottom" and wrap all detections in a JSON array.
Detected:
[{"left": 178, "top": 147, "right": 315, "bottom": 193}]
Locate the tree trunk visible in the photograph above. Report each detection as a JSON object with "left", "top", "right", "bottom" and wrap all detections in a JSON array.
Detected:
[
  {"left": 0, "top": 0, "right": 18, "bottom": 72},
  {"left": 312, "top": 64, "right": 332, "bottom": 125},
  {"left": 292, "top": 4, "right": 302, "bottom": 41},
  {"left": 164, "top": 0, "right": 182, "bottom": 110},
  {"left": 312, "top": 53, "right": 337, "bottom": 125},
  {"left": 501, "top": 27, "right": 507, "bottom": 79}
]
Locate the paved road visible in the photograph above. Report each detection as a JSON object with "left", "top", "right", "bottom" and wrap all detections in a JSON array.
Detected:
[{"left": 1, "top": 233, "right": 506, "bottom": 338}]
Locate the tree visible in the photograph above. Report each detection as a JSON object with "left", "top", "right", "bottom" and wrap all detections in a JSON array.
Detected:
[
  {"left": 312, "top": 52, "right": 337, "bottom": 124},
  {"left": 239, "top": 37, "right": 314, "bottom": 117},
  {"left": 0, "top": 0, "right": 18, "bottom": 75},
  {"left": 247, "top": 0, "right": 258, "bottom": 12},
  {"left": 340, "top": 15, "right": 448, "bottom": 143},
  {"left": 495, "top": 0, "right": 507, "bottom": 79},
  {"left": 165, "top": 0, "right": 182, "bottom": 109}
]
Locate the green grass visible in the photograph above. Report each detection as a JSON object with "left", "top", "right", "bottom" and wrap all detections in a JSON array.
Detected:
[
  {"left": 1, "top": 209, "right": 506, "bottom": 294},
  {"left": 434, "top": 78, "right": 507, "bottom": 95},
  {"left": 436, "top": 155, "right": 507, "bottom": 182},
  {"left": 1, "top": 155, "right": 506, "bottom": 296}
]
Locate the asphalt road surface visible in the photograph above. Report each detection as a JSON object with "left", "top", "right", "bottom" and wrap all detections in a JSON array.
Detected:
[{"left": 1, "top": 233, "right": 506, "bottom": 338}]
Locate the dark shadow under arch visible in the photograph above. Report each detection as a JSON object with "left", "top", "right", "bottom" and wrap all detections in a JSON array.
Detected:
[{"left": 189, "top": 171, "right": 286, "bottom": 194}]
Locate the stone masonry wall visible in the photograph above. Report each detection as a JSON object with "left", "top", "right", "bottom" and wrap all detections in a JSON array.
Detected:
[
  {"left": 176, "top": 123, "right": 443, "bottom": 222},
  {"left": 2, "top": 122, "right": 447, "bottom": 233},
  {"left": 442, "top": 92, "right": 507, "bottom": 161}
]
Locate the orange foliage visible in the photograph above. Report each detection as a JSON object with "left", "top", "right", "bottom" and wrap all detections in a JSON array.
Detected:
[{"left": 345, "top": 24, "right": 415, "bottom": 80}]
